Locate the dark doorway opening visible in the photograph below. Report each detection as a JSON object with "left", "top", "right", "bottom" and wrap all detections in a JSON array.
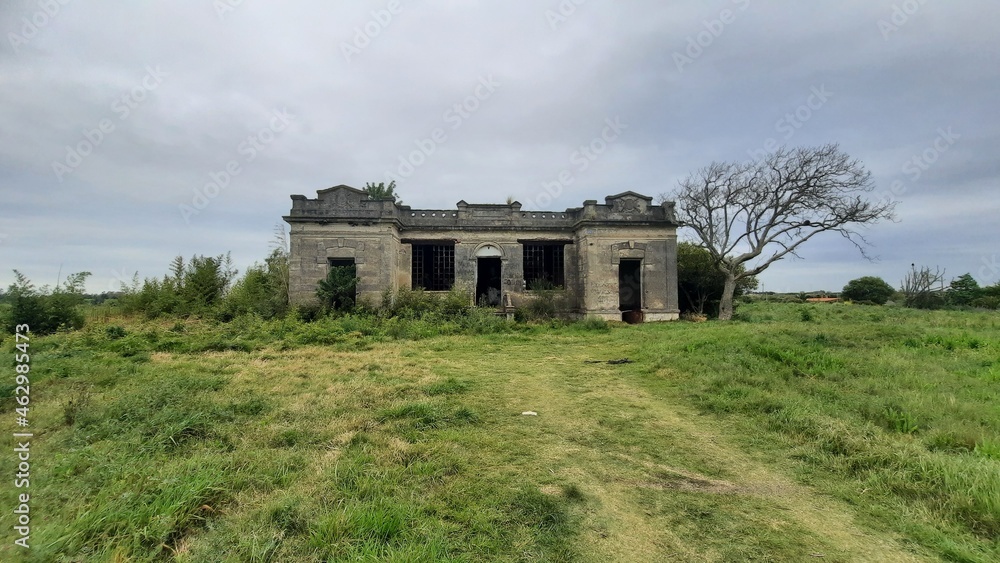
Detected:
[
  {"left": 619, "top": 259, "right": 642, "bottom": 320},
  {"left": 325, "top": 258, "right": 358, "bottom": 310},
  {"left": 476, "top": 258, "right": 502, "bottom": 307}
]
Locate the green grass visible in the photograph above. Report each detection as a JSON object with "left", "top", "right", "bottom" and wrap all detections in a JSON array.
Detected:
[{"left": 1, "top": 302, "right": 998, "bottom": 561}]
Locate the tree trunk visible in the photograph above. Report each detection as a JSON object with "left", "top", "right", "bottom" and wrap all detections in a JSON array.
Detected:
[
  {"left": 718, "top": 274, "right": 737, "bottom": 320},
  {"left": 695, "top": 294, "right": 707, "bottom": 315}
]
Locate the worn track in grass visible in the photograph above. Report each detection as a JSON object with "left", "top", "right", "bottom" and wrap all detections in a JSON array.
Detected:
[{"left": 431, "top": 334, "right": 929, "bottom": 562}]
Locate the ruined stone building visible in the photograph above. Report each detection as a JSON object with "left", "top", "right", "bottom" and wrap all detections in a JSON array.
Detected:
[{"left": 283, "top": 185, "right": 680, "bottom": 321}]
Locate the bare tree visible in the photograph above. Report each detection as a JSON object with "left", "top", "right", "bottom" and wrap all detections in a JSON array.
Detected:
[
  {"left": 901, "top": 264, "right": 946, "bottom": 309},
  {"left": 666, "top": 144, "right": 896, "bottom": 320}
]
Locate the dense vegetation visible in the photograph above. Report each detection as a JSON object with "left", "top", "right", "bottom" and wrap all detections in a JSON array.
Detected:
[
  {"left": 3, "top": 239, "right": 997, "bottom": 336},
  {"left": 0, "top": 301, "right": 997, "bottom": 561},
  {"left": 1, "top": 271, "right": 91, "bottom": 335},
  {"left": 676, "top": 242, "right": 757, "bottom": 316},
  {"left": 841, "top": 275, "right": 896, "bottom": 305}
]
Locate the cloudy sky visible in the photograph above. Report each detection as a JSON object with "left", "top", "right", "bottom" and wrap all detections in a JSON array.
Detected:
[{"left": 1, "top": 0, "right": 998, "bottom": 294}]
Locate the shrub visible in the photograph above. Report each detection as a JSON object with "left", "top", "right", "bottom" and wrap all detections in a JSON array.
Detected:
[
  {"left": 382, "top": 288, "right": 435, "bottom": 318},
  {"left": 677, "top": 242, "right": 757, "bottom": 316},
  {"left": 842, "top": 276, "right": 895, "bottom": 305},
  {"left": 378, "top": 287, "right": 474, "bottom": 319},
  {"left": 181, "top": 254, "right": 236, "bottom": 311},
  {"left": 2, "top": 270, "right": 90, "bottom": 335},
  {"left": 119, "top": 277, "right": 181, "bottom": 318},
  {"left": 105, "top": 325, "right": 128, "bottom": 339},
  {"left": 947, "top": 273, "right": 981, "bottom": 306},
  {"left": 459, "top": 306, "right": 512, "bottom": 334},
  {"left": 219, "top": 251, "right": 289, "bottom": 321},
  {"left": 119, "top": 254, "right": 237, "bottom": 318},
  {"left": 317, "top": 265, "right": 358, "bottom": 312},
  {"left": 439, "top": 287, "right": 473, "bottom": 316},
  {"left": 970, "top": 296, "right": 999, "bottom": 310},
  {"left": 518, "top": 280, "right": 568, "bottom": 321},
  {"left": 294, "top": 303, "right": 325, "bottom": 322}
]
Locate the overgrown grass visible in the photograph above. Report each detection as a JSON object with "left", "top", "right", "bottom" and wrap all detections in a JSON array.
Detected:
[
  {"left": 1, "top": 302, "right": 997, "bottom": 561},
  {"left": 644, "top": 302, "right": 1000, "bottom": 561}
]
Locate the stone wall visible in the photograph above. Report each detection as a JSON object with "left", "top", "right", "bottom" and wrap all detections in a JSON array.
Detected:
[
  {"left": 284, "top": 185, "right": 680, "bottom": 321},
  {"left": 287, "top": 222, "right": 399, "bottom": 305},
  {"left": 573, "top": 227, "right": 678, "bottom": 320}
]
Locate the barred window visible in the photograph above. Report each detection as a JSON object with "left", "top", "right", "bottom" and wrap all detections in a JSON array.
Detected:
[
  {"left": 523, "top": 243, "right": 564, "bottom": 289},
  {"left": 412, "top": 244, "right": 455, "bottom": 291}
]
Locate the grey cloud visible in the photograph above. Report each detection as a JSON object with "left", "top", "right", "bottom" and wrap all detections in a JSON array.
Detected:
[{"left": 1, "top": 0, "right": 998, "bottom": 293}]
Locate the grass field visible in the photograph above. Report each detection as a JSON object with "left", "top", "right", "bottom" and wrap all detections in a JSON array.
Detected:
[{"left": 1, "top": 302, "right": 998, "bottom": 561}]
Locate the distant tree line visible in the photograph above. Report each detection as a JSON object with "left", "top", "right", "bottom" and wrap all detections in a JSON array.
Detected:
[
  {"left": 0, "top": 228, "right": 293, "bottom": 334},
  {"left": 841, "top": 267, "right": 999, "bottom": 309}
]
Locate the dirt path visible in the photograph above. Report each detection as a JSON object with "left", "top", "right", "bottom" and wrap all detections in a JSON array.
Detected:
[{"left": 482, "top": 345, "right": 931, "bottom": 562}]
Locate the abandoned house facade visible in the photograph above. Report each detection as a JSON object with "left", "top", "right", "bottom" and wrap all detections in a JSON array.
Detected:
[{"left": 283, "top": 185, "right": 680, "bottom": 322}]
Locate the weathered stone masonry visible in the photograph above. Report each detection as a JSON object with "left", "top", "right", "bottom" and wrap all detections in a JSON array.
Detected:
[{"left": 283, "top": 185, "right": 679, "bottom": 321}]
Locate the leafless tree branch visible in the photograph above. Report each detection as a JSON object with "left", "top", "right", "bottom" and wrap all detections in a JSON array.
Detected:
[{"left": 662, "top": 144, "right": 897, "bottom": 319}]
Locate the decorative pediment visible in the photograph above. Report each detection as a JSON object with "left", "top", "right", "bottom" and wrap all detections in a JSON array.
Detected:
[
  {"left": 605, "top": 191, "right": 652, "bottom": 214},
  {"left": 316, "top": 185, "right": 368, "bottom": 210},
  {"left": 317, "top": 184, "right": 365, "bottom": 195}
]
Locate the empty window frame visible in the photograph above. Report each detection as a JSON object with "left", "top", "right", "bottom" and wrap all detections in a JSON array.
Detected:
[
  {"left": 411, "top": 244, "right": 455, "bottom": 291},
  {"left": 328, "top": 258, "right": 355, "bottom": 269},
  {"left": 523, "top": 243, "right": 565, "bottom": 289}
]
